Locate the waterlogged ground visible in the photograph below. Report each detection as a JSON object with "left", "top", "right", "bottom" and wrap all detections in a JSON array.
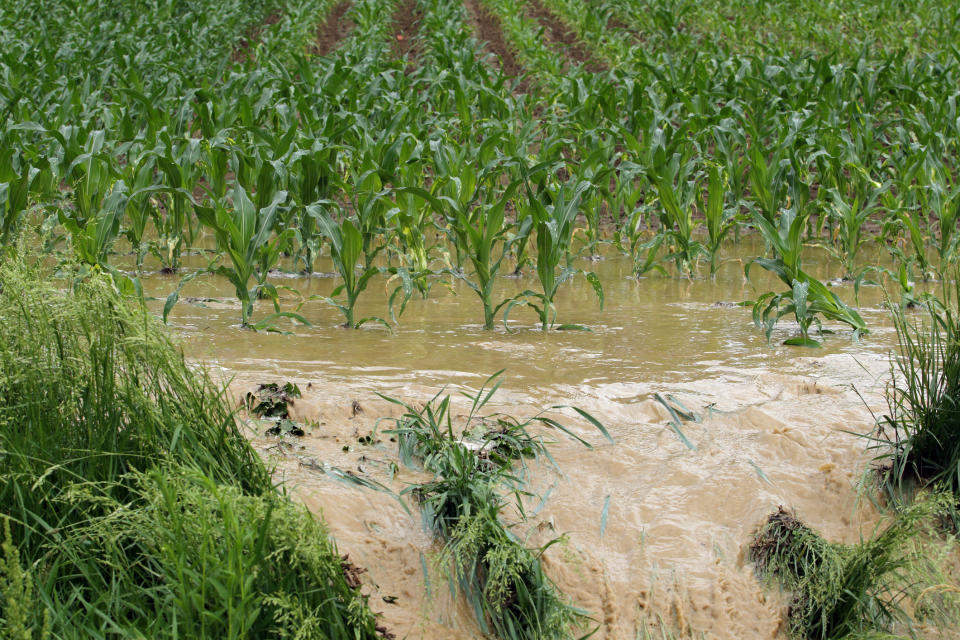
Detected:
[{"left": 137, "top": 239, "right": 928, "bottom": 638}]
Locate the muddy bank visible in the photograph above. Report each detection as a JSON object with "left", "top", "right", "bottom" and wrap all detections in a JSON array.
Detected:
[
  {"left": 311, "top": 0, "right": 355, "bottom": 56},
  {"left": 231, "top": 352, "right": 897, "bottom": 638}
]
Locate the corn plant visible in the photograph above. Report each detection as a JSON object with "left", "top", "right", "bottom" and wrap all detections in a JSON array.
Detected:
[
  {"left": 649, "top": 155, "right": 703, "bottom": 278},
  {"left": 0, "top": 153, "right": 49, "bottom": 246},
  {"left": 701, "top": 164, "right": 735, "bottom": 277},
  {"left": 747, "top": 208, "right": 867, "bottom": 346},
  {"left": 821, "top": 183, "right": 885, "bottom": 280},
  {"left": 194, "top": 186, "right": 306, "bottom": 329},
  {"left": 58, "top": 180, "right": 128, "bottom": 272},
  {"left": 512, "top": 179, "right": 604, "bottom": 331},
  {"left": 924, "top": 177, "right": 960, "bottom": 279},
  {"left": 311, "top": 205, "right": 390, "bottom": 330},
  {"left": 400, "top": 178, "right": 531, "bottom": 330},
  {"left": 150, "top": 136, "right": 205, "bottom": 272}
]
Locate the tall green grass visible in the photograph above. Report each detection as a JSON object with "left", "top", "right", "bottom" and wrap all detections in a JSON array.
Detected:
[
  {"left": 874, "top": 285, "right": 960, "bottom": 500},
  {"left": 0, "top": 253, "right": 383, "bottom": 639}
]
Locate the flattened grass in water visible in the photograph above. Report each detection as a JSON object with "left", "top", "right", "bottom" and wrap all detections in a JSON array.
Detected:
[
  {"left": 382, "top": 372, "right": 610, "bottom": 639},
  {"left": 0, "top": 255, "right": 383, "bottom": 639},
  {"left": 750, "top": 497, "right": 960, "bottom": 640}
]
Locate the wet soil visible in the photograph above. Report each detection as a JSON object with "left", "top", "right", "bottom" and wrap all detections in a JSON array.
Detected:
[
  {"left": 524, "top": 0, "right": 606, "bottom": 72},
  {"left": 463, "top": 0, "right": 528, "bottom": 91},
  {"left": 311, "top": 0, "right": 355, "bottom": 56},
  {"left": 390, "top": 0, "right": 422, "bottom": 61}
]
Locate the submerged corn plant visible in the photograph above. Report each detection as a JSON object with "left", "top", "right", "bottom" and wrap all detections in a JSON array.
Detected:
[
  {"left": 379, "top": 372, "right": 611, "bottom": 639},
  {"left": 747, "top": 208, "right": 867, "bottom": 347}
]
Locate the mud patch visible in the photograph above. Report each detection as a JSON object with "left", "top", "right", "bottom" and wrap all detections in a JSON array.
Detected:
[
  {"left": 524, "top": 0, "right": 605, "bottom": 72},
  {"left": 311, "top": 0, "right": 355, "bottom": 56},
  {"left": 464, "top": 0, "right": 528, "bottom": 91},
  {"left": 390, "top": 0, "right": 422, "bottom": 61}
]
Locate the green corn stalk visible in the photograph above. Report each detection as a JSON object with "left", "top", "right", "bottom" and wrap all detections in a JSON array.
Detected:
[
  {"left": 310, "top": 206, "right": 389, "bottom": 330},
  {"left": 511, "top": 179, "right": 604, "bottom": 331},
  {"left": 58, "top": 179, "right": 129, "bottom": 269},
  {"left": 194, "top": 186, "right": 305, "bottom": 329},
  {"left": 747, "top": 208, "right": 867, "bottom": 346},
  {"left": 0, "top": 156, "right": 48, "bottom": 246},
  {"left": 397, "top": 179, "right": 531, "bottom": 330},
  {"left": 651, "top": 161, "right": 703, "bottom": 278},
  {"left": 702, "top": 163, "right": 734, "bottom": 277}
]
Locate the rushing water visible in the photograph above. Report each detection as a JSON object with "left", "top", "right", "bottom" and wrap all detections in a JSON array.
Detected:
[{"left": 133, "top": 238, "right": 931, "bottom": 639}]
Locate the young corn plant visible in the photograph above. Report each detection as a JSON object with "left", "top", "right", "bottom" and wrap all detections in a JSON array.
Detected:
[
  {"left": 747, "top": 208, "right": 867, "bottom": 347},
  {"left": 311, "top": 205, "right": 390, "bottom": 330},
  {"left": 512, "top": 179, "right": 604, "bottom": 331},
  {"left": 924, "top": 177, "right": 960, "bottom": 279},
  {"left": 151, "top": 136, "right": 205, "bottom": 272},
  {"left": 398, "top": 177, "right": 531, "bottom": 330},
  {"left": 650, "top": 158, "right": 703, "bottom": 278},
  {"left": 701, "top": 164, "right": 735, "bottom": 277},
  {"left": 287, "top": 144, "right": 340, "bottom": 273},
  {"left": 193, "top": 186, "right": 307, "bottom": 330},
  {"left": 58, "top": 179, "right": 142, "bottom": 296},
  {"left": 821, "top": 176, "right": 887, "bottom": 280},
  {"left": 0, "top": 153, "right": 50, "bottom": 246}
]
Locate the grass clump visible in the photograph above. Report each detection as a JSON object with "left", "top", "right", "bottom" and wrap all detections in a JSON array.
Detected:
[
  {"left": 750, "top": 497, "right": 957, "bottom": 640},
  {"left": 382, "top": 372, "right": 611, "bottom": 640},
  {"left": 0, "top": 254, "right": 384, "bottom": 639},
  {"left": 874, "top": 287, "right": 960, "bottom": 500}
]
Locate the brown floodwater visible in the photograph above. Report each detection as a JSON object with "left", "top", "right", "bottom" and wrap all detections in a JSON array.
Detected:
[{"left": 132, "top": 237, "right": 952, "bottom": 639}]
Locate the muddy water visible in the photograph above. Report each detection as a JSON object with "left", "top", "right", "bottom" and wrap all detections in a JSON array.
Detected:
[{"left": 137, "top": 239, "right": 931, "bottom": 638}]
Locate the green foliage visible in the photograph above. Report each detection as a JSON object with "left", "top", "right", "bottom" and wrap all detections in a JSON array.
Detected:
[
  {"left": 0, "top": 254, "right": 382, "bottom": 639},
  {"left": 513, "top": 178, "right": 604, "bottom": 331},
  {"left": 747, "top": 208, "right": 867, "bottom": 346},
  {"left": 873, "top": 284, "right": 960, "bottom": 499},
  {"left": 380, "top": 372, "right": 610, "bottom": 638},
  {"left": 750, "top": 497, "right": 955, "bottom": 640},
  {"left": 311, "top": 205, "right": 393, "bottom": 329}
]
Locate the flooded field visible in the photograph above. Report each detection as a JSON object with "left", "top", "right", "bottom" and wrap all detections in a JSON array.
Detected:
[
  {"left": 139, "top": 239, "right": 917, "bottom": 639},
  {"left": 8, "top": 0, "right": 960, "bottom": 637}
]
